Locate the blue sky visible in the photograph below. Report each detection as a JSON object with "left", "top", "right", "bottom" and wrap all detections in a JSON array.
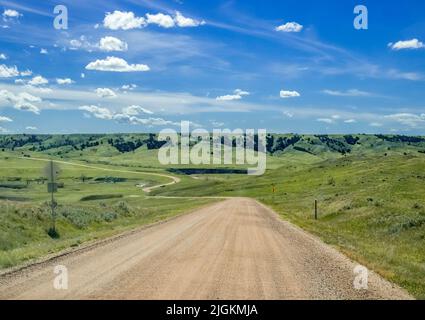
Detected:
[{"left": 0, "top": 0, "right": 424, "bottom": 134}]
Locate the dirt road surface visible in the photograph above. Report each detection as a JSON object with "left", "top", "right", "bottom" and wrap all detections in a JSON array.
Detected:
[{"left": 0, "top": 198, "right": 412, "bottom": 300}]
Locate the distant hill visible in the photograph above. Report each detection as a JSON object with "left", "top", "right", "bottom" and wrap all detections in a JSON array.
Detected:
[{"left": 1, "top": 133, "right": 425, "bottom": 158}]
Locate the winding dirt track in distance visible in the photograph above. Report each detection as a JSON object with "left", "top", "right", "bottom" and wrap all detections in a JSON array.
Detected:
[
  {"left": 0, "top": 198, "right": 412, "bottom": 300},
  {"left": 18, "top": 156, "right": 180, "bottom": 192}
]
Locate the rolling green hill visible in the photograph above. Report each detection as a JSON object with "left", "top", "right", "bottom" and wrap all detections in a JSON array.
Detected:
[
  {"left": 2, "top": 133, "right": 425, "bottom": 158},
  {"left": 1, "top": 133, "right": 424, "bottom": 298}
]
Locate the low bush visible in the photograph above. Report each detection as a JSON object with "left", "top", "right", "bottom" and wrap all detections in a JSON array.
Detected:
[{"left": 80, "top": 194, "right": 123, "bottom": 201}]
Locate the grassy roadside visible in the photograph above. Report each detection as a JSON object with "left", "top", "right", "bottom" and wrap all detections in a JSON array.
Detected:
[
  {"left": 0, "top": 153, "right": 218, "bottom": 269},
  {"left": 0, "top": 196, "right": 217, "bottom": 270}
]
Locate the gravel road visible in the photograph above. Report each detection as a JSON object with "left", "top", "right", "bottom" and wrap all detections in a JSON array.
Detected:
[{"left": 0, "top": 198, "right": 412, "bottom": 300}]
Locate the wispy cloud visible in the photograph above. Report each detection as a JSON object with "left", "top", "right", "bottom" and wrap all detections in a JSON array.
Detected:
[
  {"left": 322, "top": 89, "right": 372, "bottom": 97},
  {"left": 344, "top": 119, "right": 357, "bottom": 124},
  {"left": 388, "top": 39, "right": 425, "bottom": 51},
  {"left": 384, "top": 113, "right": 425, "bottom": 128},
  {"left": 0, "top": 115, "right": 12, "bottom": 122},
  {"left": 0, "top": 0, "right": 52, "bottom": 17},
  {"left": 79, "top": 104, "right": 178, "bottom": 127},
  {"left": 216, "top": 89, "right": 250, "bottom": 101},
  {"left": 317, "top": 118, "right": 334, "bottom": 124},
  {"left": 280, "top": 90, "right": 300, "bottom": 98},
  {"left": 56, "top": 78, "right": 74, "bottom": 85}
]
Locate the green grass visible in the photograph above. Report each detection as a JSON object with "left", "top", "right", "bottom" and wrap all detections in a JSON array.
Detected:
[
  {"left": 1, "top": 135, "right": 425, "bottom": 299},
  {"left": 0, "top": 197, "right": 216, "bottom": 269},
  {"left": 0, "top": 152, "right": 217, "bottom": 269}
]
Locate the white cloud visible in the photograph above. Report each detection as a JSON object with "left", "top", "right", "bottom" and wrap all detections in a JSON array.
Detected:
[
  {"left": 211, "top": 121, "right": 224, "bottom": 127},
  {"left": 56, "top": 78, "right": 74, "bottom": 85},
  {"left": 174, "top": 11, "right": 205, "bottom": 27},
  {"left": 0, "top": 53, "right": 6, "bottom": 60},
  {"left": 3, "top": 9, "right": 21, "bottom": 19},
  {"left": 40, "top": 48, "right": 48, "bottom": 54},
  {"left": 317, "top": 118, "right": 334, "bottom": 124},
  {"left": 322, "top": 89, "right": 371, "bottom": 97},
  {"left": 103, "top": 11, "right": 146, "bottom": 30},
  {"left": 16, "top": 92, "right": 42, "bottom": 103},
  {"left": 102, "top": 10, "right": 205, "bottom": 30},
  {"left": 85, "top": 56, "right": 150, "bottom": 72},
  {"left": 275, "top": 22, "right": 303, "bottom": 32},
  {"left": 69, "top": 39, "right": 83, "bottom": 49},
  {"left": 146, "top": 13, "right": 175, "bottom": 28},
  {"left": 69, "top": 35, "right": 101, "bottom": 52},
  {"left": 27, "top": 86, "right": 52, "bottom": 94},
  {"left": 234, "top": 89, "right": 250, "bottom": 96},
  {"left": 0, "top": 81, "right": 353, "bottom": 116},
  {"left": 28, "top": 75, "right": 48, "bottom": 86},
  {"left": 99, "top": 36, "right": 128, "bottom": 52},
  {"left": 81, "top": 73, "right": 85, "bottom": 78},
  {"left": 280, "top": 90, "right": 300, "bottom": 98},
  {"left": 95, "top": 88, "right": 117, "bottom": 98},
  {"left": 386, "top": 69, "right": 422, "bottom": 81},
  {"left": 344, "top": 119, "right": 357, "bottom": 123},
  {"left": 0, "top": 115, "right": 12, "bottom": 122},
  {"left": 80, "top": 104, "right": 174, "bottom": 126},
  {"left": 121, "top": 84, "right": 137, "bottom": 91},
  {"left": 113, "top": 114, "right": 179, "bottom": 126},
  {"left": 104, "top": 10, "right": 205, "bottom": 30},
  {"left": 216, "top": 89, "right": 250, "bottom": 101},
  {"left": 25, "top": 126, "right": 37, "bottom": 130},
  {"left": 0, "top": 64, "right": 19, "bottom": 77},
  {"left": 0, "top": 65, "right": 33, "bottom": 78},
  {"left": 122, "top": 105, "right": 153, "bottom": 115},
  {"left": 389, "top": 39, "right": 425, "bottom": 51},
  {"left": 384, "top": 113, "right": 425, "bottom": 128},
  {"left": 0, "top": 89, "right": 41, "bottom": 114},
  {"left": 78, "top": 105, "right": 113, "bottom": 120},
  {"left": 20, "top": 69, "right": 32, "bottom": 77},
  {"left": 216, "top": 94, "right": 241, "bottom": 101},
  {"left": 283, "top": 111, "right": 294, "bottom": 118},
  {"left": 370, "top": 122, "right": 383, "bottom": 127}
]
